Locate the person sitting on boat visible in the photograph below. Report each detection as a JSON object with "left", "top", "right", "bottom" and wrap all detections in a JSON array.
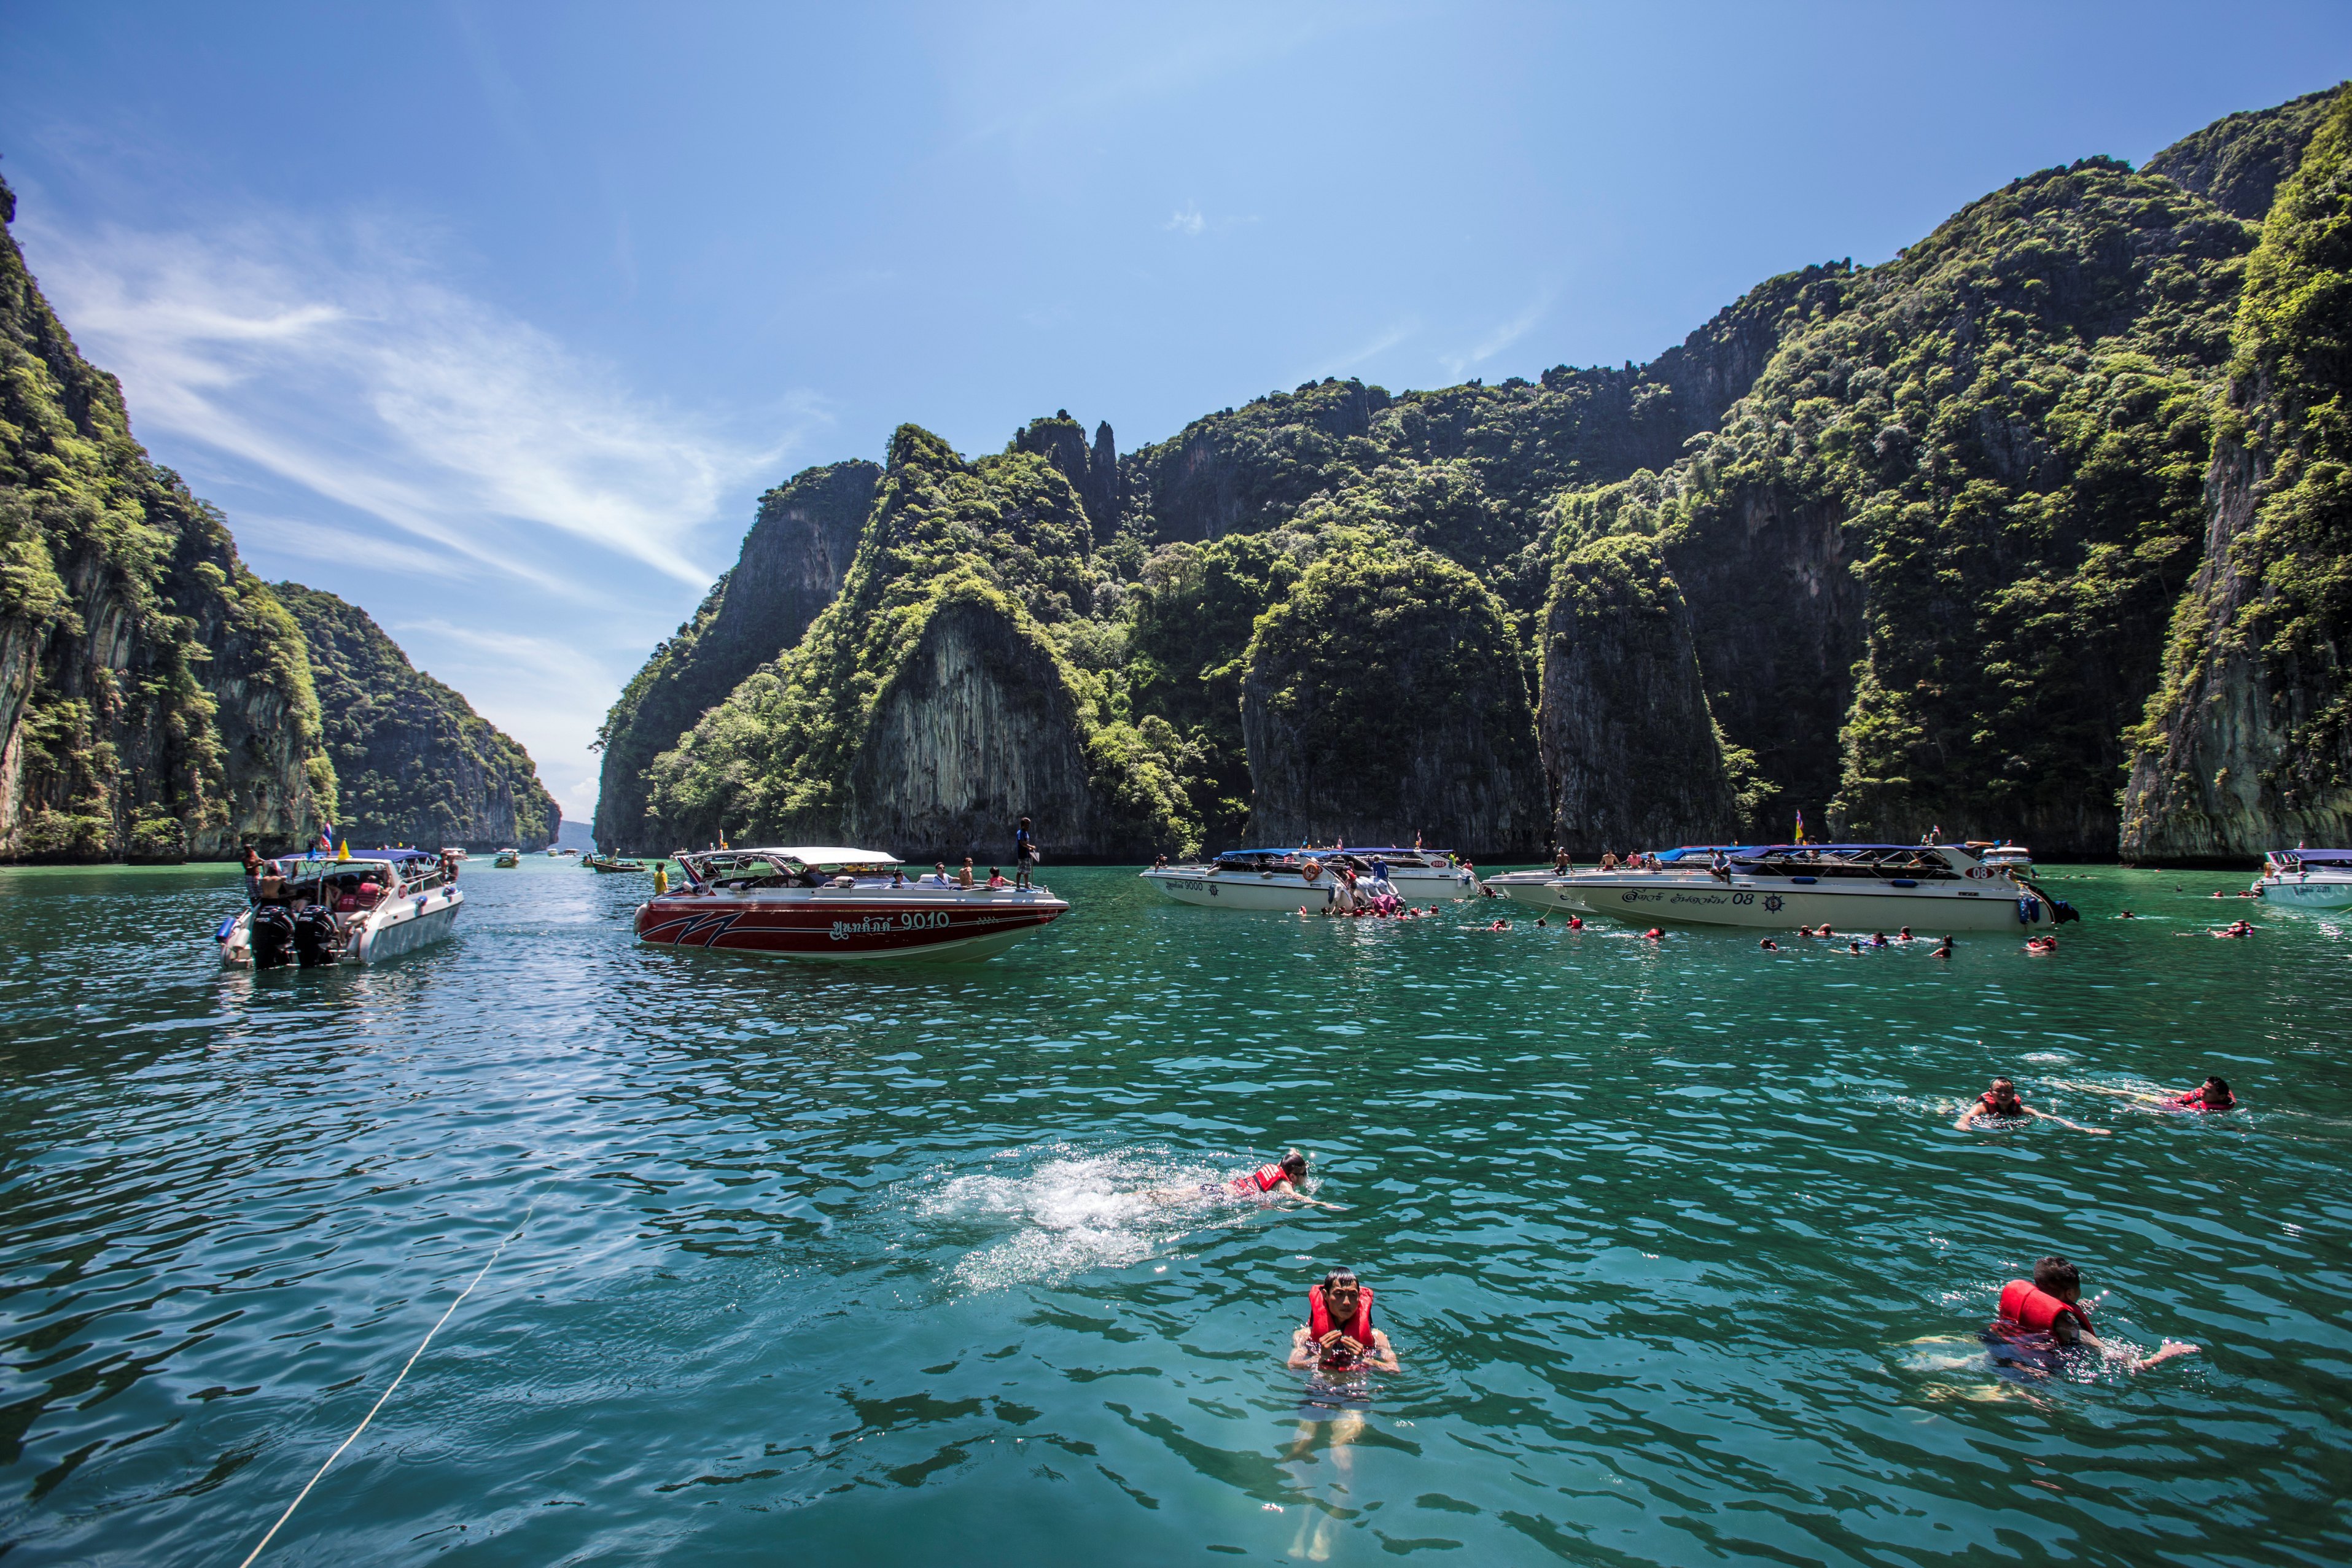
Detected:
[
  {"left": 923, "top": 861, "right": 953, "bottom": 887},
  {"left": 1955, "top": 1077, "right": 2109, "bottom": 1135},
  {"left": 1288, "top": 1269, "right": 1399, "bottom": 1373},
  {"left": 332, "top": 876, "right": 364, "bottom": 914},
  {"left": 1988, "top": 1255, "right": 2196, "bottom": 1371},
  {"left": 986, "top": 867, "right": 1009, "bottom": 889}
]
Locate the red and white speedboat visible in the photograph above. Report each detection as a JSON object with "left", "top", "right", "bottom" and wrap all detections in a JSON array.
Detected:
[{"left": 634, "top": 846, "right": 1069, "bottom": 962}]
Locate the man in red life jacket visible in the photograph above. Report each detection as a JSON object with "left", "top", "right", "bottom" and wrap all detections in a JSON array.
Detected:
[
  {"left": 1992, "top": 1255, "right": 2197, "bottom": 1370},
  {"left": 1287, "top": 1270, "right": 1399, "bottom": 1373},
  {"left": 1953, "top": 1076, "right": 2110, "bottom": 1135}
]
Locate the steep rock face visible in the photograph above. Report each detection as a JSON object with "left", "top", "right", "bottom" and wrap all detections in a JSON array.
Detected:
[
  {"left": 847, "top": 595, "right": 1097, "bottom": 856},
  {"left": 276, "top": 583, "right": 558, "bottom": 851},
  {"left": 642, "top": 426, "right": 1194, "bottom": 860},
  {"left": 2146, "top": 85, "right": 2343, "bottom": 222},
  {"left": 1010, "top": 413, "right": 1118, "bottom": 540},
  {"left": 1239, "top": 541, "right": 1543, "bottom": 855},
  {"left": 1538, "top": 535, "right": 1739, "bottom": 855},
  {"left": 0, "top": 177, "right": 332, "bottom": 861},
  {"left": 1562, "top": 157, "right": 2249, "bottom": 853},
  {"left": 593, "top": 459, "right": 877, "bottom": 851},
  {"left": 2123, "top": 91, "right": 2352, "bottom": 860}
]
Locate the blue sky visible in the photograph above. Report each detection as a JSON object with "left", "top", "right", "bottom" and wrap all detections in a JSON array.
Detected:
[{"left": 3, "top": 2, "right": 2345, "bottom": 821}]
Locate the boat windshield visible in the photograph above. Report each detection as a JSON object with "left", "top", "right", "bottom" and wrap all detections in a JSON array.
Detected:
[
  {"left": 260, "top": 850, "right": 446, "bottom": 901},
  {"left": 1724, "top": 844, "right": 1969, "bottom": 879}
]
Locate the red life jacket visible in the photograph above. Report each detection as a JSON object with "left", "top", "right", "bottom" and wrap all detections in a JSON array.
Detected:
[
  {"left": 1979, "top": 1092, "right": 2024, "bottom": 1117},
  {"left": 1230, "top": 1162, "right": 1287, "bottom": 1195},
  {"left": 1998, "top": 1279, "right": 2092, "bottom": 1335},
  {"left": 2168, "top": 1089, "right": 2234, "bottom": 1112},
  {"left": 1306, "top": 1285, "right": 1376, "bottom": 1368}
]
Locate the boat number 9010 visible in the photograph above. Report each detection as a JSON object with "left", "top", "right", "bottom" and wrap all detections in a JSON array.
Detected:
[{"left": 900, "top": 912, "right": 950, "bottom": 930}]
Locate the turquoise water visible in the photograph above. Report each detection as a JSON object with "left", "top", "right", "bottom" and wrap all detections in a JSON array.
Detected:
[{"left": 0, "top": 861, "right": 2346, "bottom": 1566}]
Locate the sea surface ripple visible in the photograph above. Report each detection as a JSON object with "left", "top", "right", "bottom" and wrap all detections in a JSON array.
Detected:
[{"left": 0, "top": 861, "right": 2345, "bottom": 1565}]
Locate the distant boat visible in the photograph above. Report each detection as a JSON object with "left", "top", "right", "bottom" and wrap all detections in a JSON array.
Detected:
[
  {"left": 1140, "top": 847, "right": 1477, "bottom": 910},
  {"left": 440, "top": 846, "right": 469, "bottom": 861},
  {"left": 2256, "top": 848, "right": 2352, "bottom": 909},
  {"left": 586, "top": 854, "right": 647, "bottom": 873},
  {"left": 494, "top": 848, "right": 520, "bottom": 867}
]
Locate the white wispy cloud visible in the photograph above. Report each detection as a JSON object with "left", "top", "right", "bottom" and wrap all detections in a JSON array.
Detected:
[
  {"left": 1313, "top": 316, "right": 1419, "bottom": 379},
  {"left": 25, "top": 212, "right": 803, "bottom": 591},
  {"left": 1164, "top": 201, "right": 1207, "bottom": 237},
  {"left": 1441, "top": 293, "right": 1553, "bottom": 381}
]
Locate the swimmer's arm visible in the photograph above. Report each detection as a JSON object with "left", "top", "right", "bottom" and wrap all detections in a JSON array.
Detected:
[
  {"left": 2121, "top": 1339, "right": 2199, "bottom": 1370},
  {"left": 1286, "top": 1326, "right": 1318, "bottom": 1370},
  {"left": 1953, "top": 1106, "right": 1984, "bottom": 1130},
  {"left": 1367, "top": 1329, "right": 1400, "bottom": 1371},
  {"left": 2025, "top": 1106, "right": 2112, "bottom": 1136},
  {"left": 1271, "top": 1179, "right": 1345, "bottom": 1212}
]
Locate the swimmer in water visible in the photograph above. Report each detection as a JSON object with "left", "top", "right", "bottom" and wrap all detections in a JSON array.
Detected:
[
  {"left": 1896, "top": 926, "right": 1914, "bottom": 942},
  {"left": 1932, "top": 935, "right": 1955, "bottom": 958},
  {"left": 1642, "top": 926, "right": 1664, "bottom": 941},
  {"left": 1954, "top": 1076, "right": 2110, "bottom": 1135},
  {"left": 1987, "top": 1255, "right": 2197, "bottom": 1373},
  {"left": 1488, "top": 918, "right": 1510, "bottom": 931},
  {"left": 1156, "top": 1149, "right": 1343, "bottom": 1210},
  {"left": 2079, "top": 1075, "right": 2238, "bottom": 1114},
  {"left": 2117, "top": 909, "right": 2136, "bottom": 919},
  {"left": 1758, "top": 937, "right": 1780, "bottom": 952},
  {"left": 1288, "top": 1269, "right": 1400, "bottom": 1374},
  {"left": 1847, "top": 939, "right": 1864, "bottom": 954},
  {"left": 1868, "top": 931, "right": 1889, "bottom": 947},
  {"left": 2024, "top": 934, "right": 2058, "bottom": 954},
  {"left": 1566, "top": 914, "right": 1584, "bottom": 929},
  {"left": 2214, "top": 918, "right": 2255, "bottom": 938}
]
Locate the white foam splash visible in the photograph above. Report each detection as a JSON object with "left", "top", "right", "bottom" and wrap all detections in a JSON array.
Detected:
[{"left": 917, "top": 1144, "right": 1256, "bottom": 1292}]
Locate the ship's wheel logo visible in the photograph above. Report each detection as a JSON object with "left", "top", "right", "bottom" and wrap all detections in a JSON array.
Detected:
[{"left": 1763, "top": 895, "right": 1784, "bottom": 912}]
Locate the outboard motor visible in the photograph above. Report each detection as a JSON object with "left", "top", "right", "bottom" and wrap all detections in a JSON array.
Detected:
[
  {"left": 2019, "top": 877, "right": 2079, "bottom": 925},
  {"left": 292, "top": 906, "right": 341, "bottom": 968},
  {"left": 249, "top": 905, "right": 295, "bottom": 970}
]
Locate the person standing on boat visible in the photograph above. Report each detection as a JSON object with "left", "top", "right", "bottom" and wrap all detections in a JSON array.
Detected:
[
  {"left": 242, "top": 844, "right": 263, "bottom": 900},
  {"left": 1014, "top": 817, "right": 1038, "bottom": 888}
]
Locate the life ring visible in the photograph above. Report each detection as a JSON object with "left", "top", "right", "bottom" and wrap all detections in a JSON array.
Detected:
[{"left": 1301, "top": 860, "right": 1323, "bottom": 882}]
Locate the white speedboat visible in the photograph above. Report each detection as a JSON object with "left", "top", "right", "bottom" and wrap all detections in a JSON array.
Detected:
[
  {"left": 1535, "top": 842, "right": 2076, "bottom": 932},
  {"left": 2254, "top": 848, "right": 2352, "bottom": 909},
  {"left": 220, "top": 850, "right": 464, "bottom": 968},
  {"left": 1141, "top": 847, "right": 1478, "bottom": 910},
  {"left": 1971, "top": 841, "right": 2034, "bottom": 872}
]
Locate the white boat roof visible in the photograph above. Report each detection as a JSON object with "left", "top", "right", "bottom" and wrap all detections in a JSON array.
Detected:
[{"left": 736, "top": 845, "right": 903, "bottom": 865}]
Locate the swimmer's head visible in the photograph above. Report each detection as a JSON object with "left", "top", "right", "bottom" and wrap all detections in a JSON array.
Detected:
[
  {"left": 1320, "top": 1268, "right": 1363, "bottom": 1305},
  {"left": 1280, "top": 1150, "right": 1309, "bottom": 1181},
  {"left": 1988, "top": 1077, "right": 2022, "bottom": 1109},
  {"left": 2203, "top": 1076, "right": 2232, "bottom": 1102},
  {"left": 2033, "top": 1255, "right": 2081, "bottom": 1302}
]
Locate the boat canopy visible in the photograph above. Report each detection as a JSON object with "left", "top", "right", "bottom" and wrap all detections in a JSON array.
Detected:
[
  {"left": 752, "top": 846, "right": 902, "bottom": 865},
  {"left": 1730, "top": 843, "right": 1961, "bottom": 860},
  {"left": 293, "top": 847, "right": 438, "bottom": 863},
  {"left": 1649, "top": 845, "right": 1762, "bottom": 862},
  {"left": 2275, "top": 848, "right": 2352, "bottom": 865}
]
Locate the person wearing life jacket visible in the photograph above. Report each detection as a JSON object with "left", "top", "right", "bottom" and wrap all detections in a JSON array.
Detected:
[
  {"left": 2163, "top": 1076, "right": 2236, "bottom": 1112},
  {"left": 1288, "top": 1270, "right": 1399, "bottom": 1373},
  {"left": 1161, "top": 1150, "right": 1341, "bottom": 1209},
  {"left": 1990, "top": 1256, "right": 2197, "bottom": 1368},
  {"left": 1954, "top": 1077, "right": 2111, "bottom": 1135}
]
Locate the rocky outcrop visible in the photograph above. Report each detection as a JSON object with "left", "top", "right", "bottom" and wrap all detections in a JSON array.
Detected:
[
  {"left": 1539, "top": 535, "right": 1739, "bottom": 855},
  {"left": 641, "top": 426, "right": 1194, "bottom": 860},
  {"left": 1239, "top": 542, "right": 1543, "bottom": 855},
  {"left": 1010, "top": 413, "right": 1118, "bottom": 540},
  {"left": 2145, "top": 84, "right": 2343, "bottom": 221},
  {"left": 2122, "top": 91, "right": 2352, "bottom": 860},
  {"left": 0, "top": 176, "right": 333, "bottom": 861},
  {"left": 593, "top": 459, "right": 877, "bottom": 851},
  {"left": 275, "top": 583, "right": 558, "bottom": 851}
]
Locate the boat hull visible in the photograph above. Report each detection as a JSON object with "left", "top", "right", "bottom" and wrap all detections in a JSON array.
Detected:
[
  {"left": 220, "top": 887, "right": 465, "bottom": 966},
  {"left": 634, "top": 890, "right": 1067, "bottom": 961},
  {"left": 1544, "top": 875, "right": 2039, "bottom": 931},
  {"left": 1141, "top": 867, "right": 1476, "bottom": 910},
  {"left": 2256, "top": 875, "right": 2352, "bottom": 909}
]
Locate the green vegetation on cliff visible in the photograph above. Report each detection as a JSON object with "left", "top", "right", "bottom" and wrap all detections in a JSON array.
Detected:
[
  {"left": 275, "top": 583, "right": 557, "bottom": 850},
  {"left": 1, "top": 175, "right": 333, "bottom": 861},
  {"left": 644, "top": 426, "right": 1196, "bottom": 855}
]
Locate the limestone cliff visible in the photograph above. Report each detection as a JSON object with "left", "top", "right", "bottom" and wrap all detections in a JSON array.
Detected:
[
  {"left": 2122, "top": 91, "right": 2352, "bottom": 860},
  {"left": 275, "top": 583, "right": 557, "bottom": 851},
  {"left": 1239, "top": 540, "right": 1543, "bottom": 855},
  {"left": 1009, "top": 412, "right": 1118, "bottom": 540},
  {"left": 1538, "top": 535, "right": 1739, "bottom": 855},
  {"left": 0, "top": 176, "right": 333, "bottom": 861},
  {"left": 593, "top": 459, "right": 877, "bottom": 851},
  {"left": 2146, "top": 84, "right": 2344, "bottom": 222},
  {"left": 641, "top": 426, "right": 1194, "bottom": 860}
]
